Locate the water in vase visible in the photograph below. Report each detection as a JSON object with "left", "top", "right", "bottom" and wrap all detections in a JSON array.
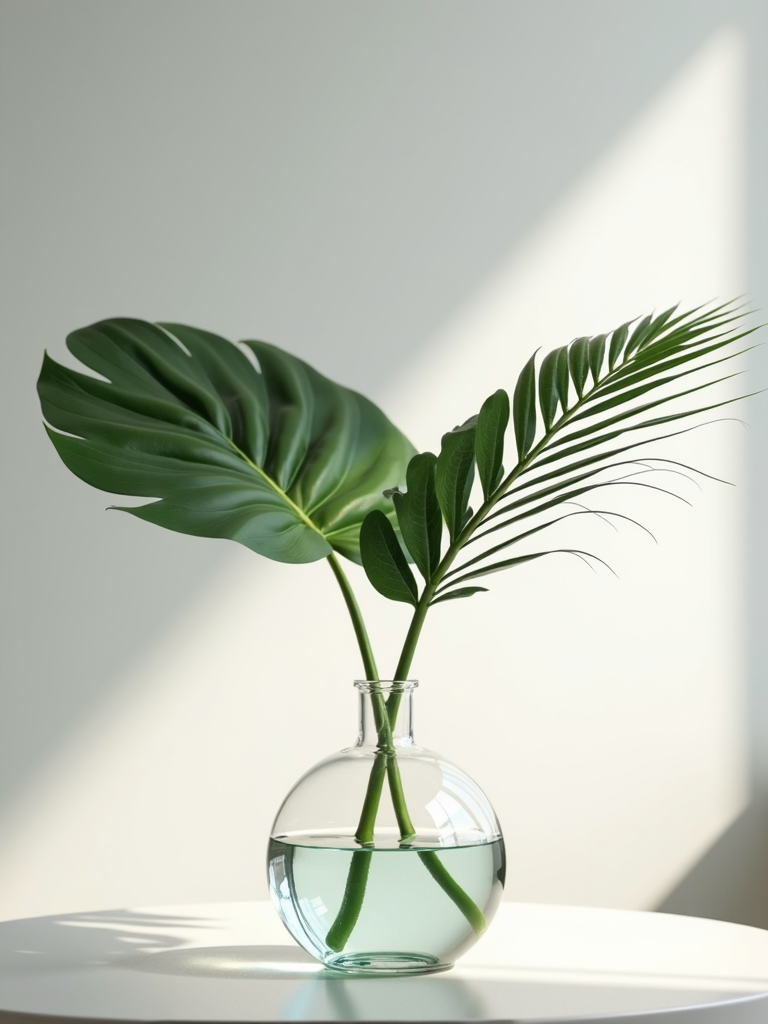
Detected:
[{"left": 268, "top": 833, "right": 505, "bottom": 974}]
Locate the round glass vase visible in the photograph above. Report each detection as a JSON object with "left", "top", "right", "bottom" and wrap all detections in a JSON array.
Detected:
[{"left": 267, "top": 680, "right": 505, "bottom": 975}]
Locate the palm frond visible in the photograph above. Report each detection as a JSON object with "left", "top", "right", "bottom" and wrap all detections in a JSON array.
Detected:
[
  {"left": 361, "top": 301, "right": 757, "bottom": 625},
  {"left": 435, "top": 301, "right": 755, "bottom": 592}
]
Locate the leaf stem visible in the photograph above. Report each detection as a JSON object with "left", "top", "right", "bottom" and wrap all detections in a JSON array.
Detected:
[
  {"left": 394, "top": 598, "right": 433, "bottom": 680},
  {"left": 327, "top": 553, "right": 379, "bottom": 681},
  {"left": 326, "top": 551, "right": 487, "bottom": 946},
  {"left": 355, "top": 688, "right": 415, "bottom": 844},
  {"left": 325, "top": 555, "right": 415, "bottom": 844},
  {"left": 353, "top": 752, "right": 387, "bottom": 844}
]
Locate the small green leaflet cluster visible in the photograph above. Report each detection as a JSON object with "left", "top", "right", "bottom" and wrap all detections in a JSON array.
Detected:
[
  {"left": 359, "top": 301, "right": 755, "bottom": 609},
  {"left": 359, "top": 391, "right": 509, "bottom": 607}
]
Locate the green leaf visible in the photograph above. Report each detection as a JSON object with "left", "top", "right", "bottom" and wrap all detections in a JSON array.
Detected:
[
  {"left": 566, "top": 352, "right": 744, "bottom": 426},
  {"left": 436, "top": 418, "right": 477, "bottom": 542},
  {"left": 502, "top": 433, "right": 729, "bottom": 503},
  {"left": 359, "top": 510, "right": 418, "bottom": 605},
  {"left": 588, "top": 335, "right": 750, "bottom": 401},
  {"left": 587, "top": 334, "right": 607, "bottom": 385},
  {"left": 624, "top": 313, "right": 654, "bottom": 359},
  {"left": 448, "top": 509, "right": 604, "bottom": 574},
  {"left": 38, "top": 319, "right": 416, "bottom": 564},
  {"left": 548, "top": 370, "right": 743, "bottom": 449},
  {"left": 538, "top": 351, "right": 560, "bottom": 433},
  {"left": 446, "top": 550, "right": 596, "bottom": 588},
  {"left": 430, "top": 586, "right": 488, "bottom": 606},
  {"left": 568, "top": 337, "right": 590, "bottom": 398},
  {"left": 392, "top": 452, "right": 442, "bottom": 582},
  {"left": 512, "top": 351, "right": 538, "bottom": 459},
  {"left": 608, "top": 321, "right": 631, "bottom": 370},
  {"left": 527, "top": 388, "right": 746, "bottom": 476},
  {"left": 444, "top": 302, "right": 751, "bottom": 605},
  {"left": 636, "top": 304, "right": 678, "bottom": 350},
  {"left": 475, "top": 389, "right": 510, "bottom": 498},
  {"left": 555, "top": 346, "right": 570, "bottom": 412}
]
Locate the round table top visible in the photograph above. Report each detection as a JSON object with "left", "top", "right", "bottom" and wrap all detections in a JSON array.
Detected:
[{"left": 0, "top": 901, "right": 767, "bottom": 1023}]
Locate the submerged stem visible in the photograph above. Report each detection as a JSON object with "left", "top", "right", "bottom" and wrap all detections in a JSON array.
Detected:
[
  {"left": 418, "top": 850, "right": 487, "bottom": 935},
  {"left": 325, "top": 849, "right": 373, "bottom": 952}
]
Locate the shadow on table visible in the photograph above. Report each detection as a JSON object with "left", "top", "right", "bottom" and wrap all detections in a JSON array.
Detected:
[
  {"left": 3, "top": 911, "right": 768, "bottom": 1023},
  {"left": 0, "top": 907, "right": 215, "bottom": 973},
  {"left": 118, "top": 943, "right": 322, "bottom": 981},
  {"left": 0, "top": 912, "right": 489, "bottom": 1019}
]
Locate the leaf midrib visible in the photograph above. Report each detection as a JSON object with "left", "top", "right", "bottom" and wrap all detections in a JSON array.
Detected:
[{"left": 227, "top": 437, "right": 328, "bottom": 545}]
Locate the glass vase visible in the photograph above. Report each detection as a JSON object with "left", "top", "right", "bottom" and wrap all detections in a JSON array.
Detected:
[{"left": 267, "top": 680, "right": 505, "bottom": 975}]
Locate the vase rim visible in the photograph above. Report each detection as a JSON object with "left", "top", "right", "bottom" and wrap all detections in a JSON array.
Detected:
[{"left": 354, "top": 679, "right": 418, "bottom": 693}]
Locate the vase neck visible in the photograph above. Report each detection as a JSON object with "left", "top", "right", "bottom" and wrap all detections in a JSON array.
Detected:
[{"left": 355, "top": 681, "right": 417, "bottom": 748}]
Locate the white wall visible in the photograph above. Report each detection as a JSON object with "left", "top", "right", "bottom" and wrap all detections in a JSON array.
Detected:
[{"left": 1, "top": 0, "right": 766, "bottom": 922}]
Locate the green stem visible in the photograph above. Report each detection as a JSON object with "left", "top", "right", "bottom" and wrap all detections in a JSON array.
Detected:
[
  {"left": 325, "top": 554, "right": 485, "bottom": 946},
  {"left": 355, "top": 688, "right": 415, "bottom": 844},
  {"left": 394, "top": 597, "right": 433, "bottom": 681},
  {"left": 325, "top": 849, "right": 373, "bottom": 952},
  {"left": 418, "top": 850, "right": 487, "bottom": 934},
  {"left": 354, "top": 751, "right": 387, "bottom": 844},
  {"left": 328, "top": 683, "right": 486, "bottom": 944},
  {"left": 326, "top": 554, "right": 414, "bottom": 844},
  {"left": 327, "top": 553, "right": 378, "bottom": 681}
]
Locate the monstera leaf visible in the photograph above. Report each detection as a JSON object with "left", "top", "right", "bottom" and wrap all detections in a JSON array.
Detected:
[{"left": 38, "top": 319, "right": 416, "bottom": 564}]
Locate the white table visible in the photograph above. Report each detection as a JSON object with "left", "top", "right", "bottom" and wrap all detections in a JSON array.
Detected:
[{"left": 1, "top": 902, "right": 767, "bottom": 1022}]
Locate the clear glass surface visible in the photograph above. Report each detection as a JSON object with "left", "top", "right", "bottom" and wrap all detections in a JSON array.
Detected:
[{"left": 267, "top": 681, "right": 506, "bottom": 975}]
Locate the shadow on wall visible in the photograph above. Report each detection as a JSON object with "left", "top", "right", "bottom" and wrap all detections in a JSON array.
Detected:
[
  {"left": 1, "top": 0, "right": 767, "bottom": 926},
  {"left": 655, "top": 0, "right": 768, "bottom": 930},
  {"left": 656, "top": 796, "right": 768, "bottom": 929},
  {"left": 5, "top": 0, "right": 735, "bottom": 824}
]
